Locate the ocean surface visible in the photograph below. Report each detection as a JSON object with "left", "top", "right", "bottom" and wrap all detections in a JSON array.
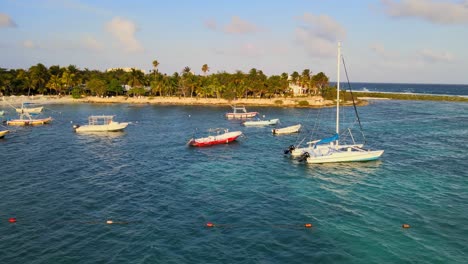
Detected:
[
  {"left": 1, "top": 100, "right": 467, "bottom": 263},
  {"left": 333, "top": 82, "right": 468, "bottom": 97}
]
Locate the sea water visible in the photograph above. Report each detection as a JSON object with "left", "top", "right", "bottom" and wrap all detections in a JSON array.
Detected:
[{"left": 0, "top": 101, "right": 467, "bottom": 263}]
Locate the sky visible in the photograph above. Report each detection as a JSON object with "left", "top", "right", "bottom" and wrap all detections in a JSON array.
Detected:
[{"left": 1, "top": 0, "right": 468, "bottom": 84}]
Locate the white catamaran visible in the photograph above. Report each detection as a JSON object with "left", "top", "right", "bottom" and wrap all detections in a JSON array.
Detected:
[{"left": 287, "top": 42, "right": 384, "bottom": 164}]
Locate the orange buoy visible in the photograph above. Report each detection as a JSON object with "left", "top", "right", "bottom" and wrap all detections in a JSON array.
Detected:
[
  {"left": 402, "top": 224, "right": 410, "bottom": 228},
  {"left": 304, "top": 223, "right": 312, "bottom": 228},
  {"left": 206, "top": 222, "right": 214, "bottom": 228},
  {"left": 8, "top": 217, "right": 17, "bottom": 223},
  {"left": 106, "top": 220, "right": 113, "bottom": 225}
]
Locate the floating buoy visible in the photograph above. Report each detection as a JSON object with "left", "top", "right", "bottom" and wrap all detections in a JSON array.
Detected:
[
  {"left": 206, "top": 222, "right": 214, "bottom": 228},
  {"left": 8, "top": 217, "right": 17, "bottom": 223},
  {"left": 304, "top": 223, "right": 312, "bottom": 228},
  {"left": 106, "top": 220, "right": 113, "bottom": 225},
  {"left": 402, "top": 224, "right": 410, "bottom": 228}
]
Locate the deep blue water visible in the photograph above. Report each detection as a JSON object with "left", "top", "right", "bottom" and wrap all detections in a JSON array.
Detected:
[
  {"left": 331, "top": 82, "right": 468, "bottom": 96},
  {"left": 1, "top": 101, "right": 467, "bottom": 263}
]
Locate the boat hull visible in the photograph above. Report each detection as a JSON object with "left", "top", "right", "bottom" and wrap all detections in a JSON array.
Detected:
[
  {"left": 0, "top": 130, "right": 9, "bottom": 138},
  {"left": 225, "top": 112, "right": 258, "bottom": 119},
  {"left": 273, "top": 124, "right": 301, "bottom": 135},
  {"left": 189, "top": 131, "right": 242, "bottom": 147},
  {"left": 305, "top": 150, "right": 384, "bottom": 164},
  {"left": 15, "top": 107, "right": 43, "bottom": 114},
  {"left": 290, "top": 144, "right": 365, "bottom": 157},
  {"left": 7, "top": 117, "right": 53, "bottom": 126},
  {"left": 243, "top": 119, "right": 279, "bottom": 126},
  {"left": 74, "top": 122, "right": 128, "bottom": 132}
]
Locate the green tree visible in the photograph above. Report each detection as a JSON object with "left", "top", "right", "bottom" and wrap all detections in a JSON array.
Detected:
[
  {"left": 201, "top": 64, "right": 209, "bottom": 76},
  {"left": 87, "top": 78, "right": 107, "bottom": 96},
  {"left": 311, "top": 72, "right": 329, "bottom": 96}
]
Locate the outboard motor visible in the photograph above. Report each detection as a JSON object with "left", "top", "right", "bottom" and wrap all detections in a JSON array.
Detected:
[
  {"left": 284, "top": 145, "right": 295, "bottom": 154},
  {"left": 298, "top": 152, "right": 310, "bottom": 162},
  {"left": 73, "top": 124, "right": 80, "bottom": 129}
]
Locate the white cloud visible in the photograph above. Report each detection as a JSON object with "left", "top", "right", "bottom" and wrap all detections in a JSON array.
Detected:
[
  {"left": 381, "top": 0, "right": 468, "bottom": 24},
  {"left": 224, "top": 16, "right": 261, "bottom": 34},
  {"left": 294, "top": 13, "right": 346, "bottom": 58},
  {"left": 23, "top": 40, "right": 36, "bottom": 49},
  {"left": 419, "top": 49, "right": 454, "bottom": 62},
  {"left": 81, "top": 36, "right": 104, "bottom": 51},
  {"left": 105, "top": 17, "right": 143, "bottom": 53},
  {"left": 0, "top": 13, "right": 17, "bottom": 28}
]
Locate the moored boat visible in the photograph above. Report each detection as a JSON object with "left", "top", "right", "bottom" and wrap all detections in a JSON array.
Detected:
[
  {"left": 272, "top": 124, "right": 301, "bottom": 135},
  {"left": 73, "top": 115, "right": 128, "bottom": 132},
  {"left": 243, "top": 118, "right": 279, "bottom": 126},
  {"left": 0, "top": 129, "right": 9, "bottom": 138},
  {"left": 15, "top": 103, "right": 43, "bottom": 114},
  {"left": 293, "top": 43, "right": 383, "bottom": 164},
  {"left": 188, "top": 128, "right": 242, "bottom": 147},
  {"left": 6, "top": 113, "right": 52, "bottom": 126},
  {"left": 225, "top": 106, "right": 258, "bottom": 119}
]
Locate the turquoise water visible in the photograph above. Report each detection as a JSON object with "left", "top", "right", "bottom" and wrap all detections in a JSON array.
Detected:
[{"left": 1, "top": 101, "right": 467, "bottom": 263}]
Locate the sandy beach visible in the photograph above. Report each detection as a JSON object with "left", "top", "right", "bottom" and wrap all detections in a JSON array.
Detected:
[{"left": 2, "top": 95, "right": 351, "bottom": 108}]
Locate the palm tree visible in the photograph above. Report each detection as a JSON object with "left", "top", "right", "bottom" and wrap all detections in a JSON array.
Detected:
[
  {"left": 291, "top": 71, "right": 299, "bottom": 85},
  {"left": 152, "top": 60, "right": 159, "bottom": 82},
  {"left": 201, "top": 64, "right": 209, "bottom": 76},
  {"left": 301, "top": 69, "right": 311, "bottom": 93},
  {"left": 46, "top": 75, "right": 61, "bottom": 94}
]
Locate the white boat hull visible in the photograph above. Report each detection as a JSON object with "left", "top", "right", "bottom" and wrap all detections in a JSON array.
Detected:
[
  {"left": 290, "top": 144, "right": 364, "bottom": 157},
  {"left": 16, "top": 106, "right": 43, "bottom": 114},
  {"left": 305, "top": 149, "right": 384, "bottom": 164},
  {"left": 273, "top": 124, "right": 301, "bottom": 135},
  {"left": 243, "top": 118, "right": 279, "bottom": 126},
  {"left": 74, "top": 122, "right": 128, "bottom": 132}
]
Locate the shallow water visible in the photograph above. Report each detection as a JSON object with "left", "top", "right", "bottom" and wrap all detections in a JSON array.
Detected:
[{"left": 1, "top": 101, "right": 467, "bottom": 263}]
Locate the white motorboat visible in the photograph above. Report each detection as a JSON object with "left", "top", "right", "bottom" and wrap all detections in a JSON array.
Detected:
[
  {"left": 243, "top": 118, "right": 279, "bottom": 126},
  {"left": 272, "top": 124, "right": 301, "bottom": 135},
  {"left": 73, "top": 115, "right": 128, "bottom": 132}
]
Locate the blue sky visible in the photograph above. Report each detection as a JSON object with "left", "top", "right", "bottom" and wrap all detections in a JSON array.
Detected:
[{"left": 1, "top": 0, "right": 467, "bottom": 84}]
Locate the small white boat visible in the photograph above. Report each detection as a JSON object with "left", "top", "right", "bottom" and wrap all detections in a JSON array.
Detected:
[
  {"left": 188, "top": 128, "right": 242, "bottom": 147},
  {"left": 243, "top": 118, "right": 279, "bottom": 126},
  {"left": 272, "top": 124, "right": 301, "bottom": 135},
  {"left": 225, "top": 105, "right": 258, "bottom": 119},
  {"left": 73, "top": 115, "right": 128, "bottom": 132},
  {"left": 15, "top": 103, "right": 43, "bottom": 114},
  {"left": 0, "top": 129, "right": 9, "bottom": 138}
]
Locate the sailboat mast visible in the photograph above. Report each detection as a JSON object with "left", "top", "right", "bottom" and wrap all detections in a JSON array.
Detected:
[{"left": 335, "top": 42, "right": 341, "bottom": 146}]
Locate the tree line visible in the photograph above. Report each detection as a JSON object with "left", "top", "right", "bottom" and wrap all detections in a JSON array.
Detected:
[{"left": 0, "top": 60, "right": 331, "bottom": 99}]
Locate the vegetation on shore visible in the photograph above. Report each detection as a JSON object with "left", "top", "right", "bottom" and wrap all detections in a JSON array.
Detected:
[
  {"left": 355, "top": 92, "right": 468, "bottom": 102},
  {"left": 0, "top": 61, "right": 330, "bottom": 100}
]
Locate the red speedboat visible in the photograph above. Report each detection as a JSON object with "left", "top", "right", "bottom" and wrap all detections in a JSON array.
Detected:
[{"left": 188, "top": 129, "right": 243, "bottom": 147}]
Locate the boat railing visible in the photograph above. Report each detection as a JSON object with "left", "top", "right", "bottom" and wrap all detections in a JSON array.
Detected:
[
  {"left": 88, "top": 115, "right": 114, "bottom": 125},
  {"left": 231, "top": 105, "right": 247, "bottom": 113}
]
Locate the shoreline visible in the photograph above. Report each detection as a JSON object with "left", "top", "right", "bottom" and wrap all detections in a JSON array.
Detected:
[{"left": 2, "top": 95, "right": 365, "bottom": 108}]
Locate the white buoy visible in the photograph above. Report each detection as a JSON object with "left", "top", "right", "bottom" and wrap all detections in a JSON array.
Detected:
[{"left": 106, "top": 220, "right": 113, "bottom": 224}]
